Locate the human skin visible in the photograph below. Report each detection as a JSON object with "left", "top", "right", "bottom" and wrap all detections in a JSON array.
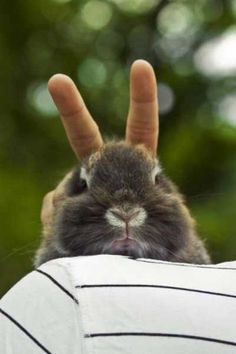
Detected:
[{"left": 41, "top": 60, "right": 159, "bottom": 228}]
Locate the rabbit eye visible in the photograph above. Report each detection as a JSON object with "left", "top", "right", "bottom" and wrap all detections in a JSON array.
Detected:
[
  {"left": 67, "top": 168, "right": 89, "bottom": 196},
  {"left": 67, "top": 178, "right": 87, "bottom": 196},
  {"left": 78, "top": 178, "right": 87, "bottom": 193},
  {"left": 155, "top": 174, "right": 160, "bottom": 184}
]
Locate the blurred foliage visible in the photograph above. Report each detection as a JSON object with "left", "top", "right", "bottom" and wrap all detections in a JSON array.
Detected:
[{"left": 1, "top": 0, "right": 236, "bottom": 297}]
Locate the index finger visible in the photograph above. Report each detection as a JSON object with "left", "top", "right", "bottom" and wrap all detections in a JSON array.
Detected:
[
  {"left": 48, "top": 74, "right": 103, "bottom": 159},
  {"left": 125, "top": 60, "right": 159, "bottom": 156}
]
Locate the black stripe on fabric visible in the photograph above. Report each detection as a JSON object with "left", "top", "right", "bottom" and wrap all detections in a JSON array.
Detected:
[
  {"left": 84, "top": 332, "right": 236, "bottom": 347},
  {"left": 36, "top": 269, "right": 78, "bottom": 304},
  {"left": 135, "top": 259, "right": 236, "bottom": 270},
  {"left": 76, "top": 283, "right": 236, "bottom": 299},
  {"left": 0, "top": 308, "right": 52, "bottom": 354}
]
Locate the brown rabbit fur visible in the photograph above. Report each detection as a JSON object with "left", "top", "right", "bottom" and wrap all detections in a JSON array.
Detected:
[{"left": 34, "top": 141, "right": 210, "bottom": 267}]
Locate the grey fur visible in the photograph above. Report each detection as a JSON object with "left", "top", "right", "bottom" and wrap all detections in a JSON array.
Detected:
[{"left": 34, "top": 142, "right": 210, "bottom": 267}]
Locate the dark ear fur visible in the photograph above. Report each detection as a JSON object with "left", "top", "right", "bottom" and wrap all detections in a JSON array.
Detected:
[{"left": 65, "top": 166, "right": 85, "bottom": 196}]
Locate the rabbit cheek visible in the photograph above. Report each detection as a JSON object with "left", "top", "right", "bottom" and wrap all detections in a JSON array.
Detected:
[{"left": 54, "top": 198, "right": 106, "bottom": 255}]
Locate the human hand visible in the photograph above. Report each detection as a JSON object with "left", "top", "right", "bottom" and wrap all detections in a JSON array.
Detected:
[{"left": 40, "top": 60, "right": 159, "bottom": 228}]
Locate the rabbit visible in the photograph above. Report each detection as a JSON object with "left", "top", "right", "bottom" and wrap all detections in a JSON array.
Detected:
[{"left": 34, "top": 141, "right": 211, "bottom": 267}]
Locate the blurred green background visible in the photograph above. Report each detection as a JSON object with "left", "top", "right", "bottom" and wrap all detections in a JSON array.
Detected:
[{"left": 1, "top": 0, "right": 236, "bottom": 296}]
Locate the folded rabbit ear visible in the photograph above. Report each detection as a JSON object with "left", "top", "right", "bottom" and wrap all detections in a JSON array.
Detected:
[
  {"left": 48, "top": 74, "right": 103, "bottom": 160},
  {"left": 125, "top": 60, "right": 159, "bottom": 157}
]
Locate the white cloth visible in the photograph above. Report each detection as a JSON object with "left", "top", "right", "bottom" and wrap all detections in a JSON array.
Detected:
[{"left": 0, "top": 255, "right": 236, "bottom": 354}]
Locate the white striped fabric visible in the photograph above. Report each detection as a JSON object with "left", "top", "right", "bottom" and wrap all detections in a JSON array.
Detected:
[{"left": 0, "top": 255, "right": 236, "bottom": 354}]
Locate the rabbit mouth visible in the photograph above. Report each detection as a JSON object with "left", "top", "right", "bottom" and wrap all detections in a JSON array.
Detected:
[
  {"left": 103, "top": 235, "right": 144, "bottom": 257},
  {"left": 112, "top": 237, "right": 137, "bottom": 248}
]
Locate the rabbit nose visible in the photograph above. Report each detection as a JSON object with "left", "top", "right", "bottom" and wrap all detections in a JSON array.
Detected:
[
  {"left": 110, "top": 209, "right": 139, "bottom": 222},
  {"left": 106, "top": 207, "right": 147, "bottom": 227}
]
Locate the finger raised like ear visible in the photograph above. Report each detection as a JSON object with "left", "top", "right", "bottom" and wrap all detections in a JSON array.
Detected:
[
  {"left": 48, "top": 74, "right": 103, "bottom": 160},
  {"left": 125, "top": 60, "right": 159, "bottom": 156}
]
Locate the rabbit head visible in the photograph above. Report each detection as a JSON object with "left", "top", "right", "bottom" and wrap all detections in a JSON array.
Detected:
[{"left": 35, "top": 141, "right": 210, "bottom": 266}]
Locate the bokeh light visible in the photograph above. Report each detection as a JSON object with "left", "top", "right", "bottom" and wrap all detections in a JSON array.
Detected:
[
  {"left": 158, "top": 83, "right": 175, "bottom": 115},
  {"left": 157, "top": 3, "right": 197, "bottom": 39},
  {"left": 218, "top": 94, "right": 236, "bottom": 126},
  {"left": 109, "top": 0, "right": 161, "bottom": 14},
  {"left": 81, "top": 1, "right": 112, "bottom": 30},
  {"left": 194, "top": 28, "right": 236, "bottom": 76},
  {"left": 27, "top": 82, "right": 57, "bottom": 117},
  {"left": 77, "top": 58, "right": 107, "bottom": 87}
]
